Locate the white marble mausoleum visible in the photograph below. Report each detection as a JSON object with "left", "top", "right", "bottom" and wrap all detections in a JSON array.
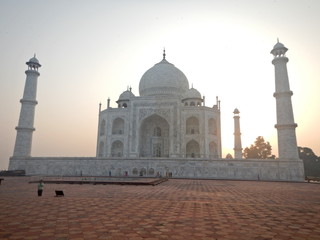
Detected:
[
  {"left": 8, "top": 43, "right": 305, "bottom": 181},
  {"left": 97, "top": 51, "right": 221, "bottom": 159}
]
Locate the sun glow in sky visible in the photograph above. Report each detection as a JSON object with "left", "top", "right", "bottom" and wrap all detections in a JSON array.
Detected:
[{"left": 1, "top": 0, "right": 320, "bottom": 170}]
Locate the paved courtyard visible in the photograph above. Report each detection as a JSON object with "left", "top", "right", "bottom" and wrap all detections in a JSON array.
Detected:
[{"left": 0, "top": 177, "right": 319, "bottom": 240}]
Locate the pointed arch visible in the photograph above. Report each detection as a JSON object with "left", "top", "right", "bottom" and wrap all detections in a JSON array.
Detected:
[
  {"left": 139, "top": 114, "right": 169, "bottom": 157},
  {"left": 111, "top": 140, "right": 124, "bottom": 157},
  {"left": 140, "top": 168, "right": 147, "bottom": 176},
  {"left": 186, "top": 140, "right": 200, "bottom": 158},
  {"left": 186, "top": 116, "right": 199, "bottom": 134},
  {"left": 148, "top": 168, "right": 155, "bottom": 176},
  {"left": 112, "top": 118, "right": 125, "bottom": 134},
  {"left": 132, "top": 168, "right": 138, "bottom": 175}
]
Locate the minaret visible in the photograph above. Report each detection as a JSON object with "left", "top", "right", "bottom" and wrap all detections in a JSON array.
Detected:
[
  {"left": 271, "top": 41, "right": 299, "bottom": 160},
  {"left": 13, "top": 55, "right": 41, "bottom": 157},
  {"left": 233, "top": 108, "right": 242, "bottom": 159}
]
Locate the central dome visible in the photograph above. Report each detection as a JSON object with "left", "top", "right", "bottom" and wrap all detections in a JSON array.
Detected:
[{"left": 139, "top": 56, "right": 189, "bottom": 97}]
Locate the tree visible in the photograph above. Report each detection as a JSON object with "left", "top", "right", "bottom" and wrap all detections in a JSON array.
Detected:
[
  {"left": 243, "top": 136, "right": 275, "bottom": 159},
  {"left": 298, "top": 147, "right": 320, "bottom": 177}
]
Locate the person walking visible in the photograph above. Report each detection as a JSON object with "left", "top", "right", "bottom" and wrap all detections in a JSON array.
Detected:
[{"left": 37, "top": 180, "right": 44, "bottom": 196}]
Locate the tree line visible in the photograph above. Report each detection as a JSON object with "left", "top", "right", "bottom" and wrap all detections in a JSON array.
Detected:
[{"left": 229, "top": 136, "right": 320, "bottom": 177}]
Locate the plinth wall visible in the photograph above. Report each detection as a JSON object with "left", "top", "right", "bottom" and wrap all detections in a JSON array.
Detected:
[{"left": 8, "top": 157, "right": 305, "bottom": 182}]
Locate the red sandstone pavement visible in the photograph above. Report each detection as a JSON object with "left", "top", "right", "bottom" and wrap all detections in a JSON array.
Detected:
[{"left": 0, "top": 177, "right": 319, "bottom": 240}]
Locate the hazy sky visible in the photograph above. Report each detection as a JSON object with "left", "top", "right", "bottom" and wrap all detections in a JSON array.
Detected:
[{"left": 1, "top": 0, "right": 319, "bottom": 170}]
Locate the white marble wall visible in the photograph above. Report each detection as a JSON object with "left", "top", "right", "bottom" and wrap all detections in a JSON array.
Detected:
[
  {"left": 9, "top": 157, "right": 305, "bottom": 182},
  {"left": 97, "top": 98, "right": 221, "bottom": 159}
]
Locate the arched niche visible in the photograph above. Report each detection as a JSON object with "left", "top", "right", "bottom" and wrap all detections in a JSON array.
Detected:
[
  {"left": 186, "top": 116, "right": 199, "bottom": 135},
  {"left": 112, "top": 118, "right": 125, "bottom": 134},
  {"left": 186, "top": 140, "right": 200, "bottom": 158},
  {"left": 139, "top": 114, "right": 169, "bottom": 157},
  {"left": 111, "top": 140, "right": 124, "bottom": 157}
]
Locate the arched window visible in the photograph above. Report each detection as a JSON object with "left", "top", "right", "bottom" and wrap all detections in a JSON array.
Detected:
[
  {"left": 186, "top": 116, "right": 199, "bottom": 135},
  {"left": 112, "top": 118, "right": 125, "bottom": 134},
  {"left": 122, "top": 103, "right": 127, "bottom": 108},
  {"left": 100, "top": 120, "right": 106, "bottom": 136},
  {"left": 132, "top": 168, "right": 138, "bottom": 175},
  {"left": 184, "top": 102, "right": 188, "bottom": 106},
  {"left": 148, "top": 168, "right": 155, "bottom": 176},
  {"left": 208, "top": 118, "right": 217, "bottom": 135},
  {"left": 139, "top": 114, "right": 169, "bottom": 158},
  {"left": 111, "top": 140, "right": 124, "bottom": 157},
  {"left": 186, "top": 140, "right": 200, "bottom": 158},
  {"left": 140, "top": 168, "right": 146, "bottom": 176},
  {"left": 153, "top": 127, "right": 161, "bottom": 137},
  {"left": 190, "top": 102, "right": 195, "bottom": 106}
]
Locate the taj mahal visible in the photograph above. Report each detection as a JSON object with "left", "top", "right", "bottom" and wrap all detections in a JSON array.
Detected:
[
  {"left": 9, "top": 41, "right": 305, "bottom": 181},
  {"left": 97, "top": 50, "right": 221, "bottom": 159}
]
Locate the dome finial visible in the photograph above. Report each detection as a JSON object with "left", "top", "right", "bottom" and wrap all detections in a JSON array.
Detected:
[
  {"left": 277, "top": 37, "right": 279, "bottom": 43},
  {"left": 163, "top": 48, "right": 166, "bottom": 59}
]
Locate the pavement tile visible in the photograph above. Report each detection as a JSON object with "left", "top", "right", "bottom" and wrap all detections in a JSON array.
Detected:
[{"left": 0, "top": 177, "right": 320, "bottom": 239}]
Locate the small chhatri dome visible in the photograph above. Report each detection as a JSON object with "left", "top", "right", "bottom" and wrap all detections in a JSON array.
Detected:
[
  {"left": 233, "top": 108, "right": 240, "bottom": 114},
  {"left": 139, "top": 51, "right": 189, "bottom": 97},
  {"left": 26, "top": 54, "right": 41, "bottom": 68},
  {"left": 29, "top": 56, "right": 39, "bottom": 64},
  {"left": 273, "top": 38, "right": 286, "bottom": 49},
  {"left": 184, "top": 87, "right": 201, "bottom": 100},
  {"left": 273, "top": 42, "right": 285, "bottom": 49},
  {"left": 271, "top": 39, "right": 288, "bottom": 57},
  {"left": 118, "top": 89, "right": 135, "bottom": 101}
]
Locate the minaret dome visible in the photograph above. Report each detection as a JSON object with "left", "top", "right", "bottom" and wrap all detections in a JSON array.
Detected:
[
  {"left": 271, "top": 39, "right": 288, "bottom": 57},
  {"left": 26, "top": 55, "right": 41, "bottom": 71}
]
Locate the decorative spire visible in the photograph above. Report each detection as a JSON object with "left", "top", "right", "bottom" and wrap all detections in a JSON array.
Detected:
[
  {"left": 163, "top": 48, "right": 166, "bottom": 60},
  {"left": 107, "top": 97, "right": 110, "bottom": 108}
]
